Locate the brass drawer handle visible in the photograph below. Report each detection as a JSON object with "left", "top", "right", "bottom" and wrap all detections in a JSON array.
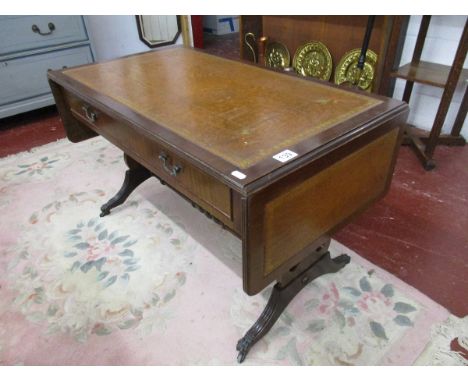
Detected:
[
  {"left": 158, "top": 152, "right": 182, "bottom": 176},
  {"left": 32, "top": 22, "right": 56, "bottom": 36},
  {"left": 81, "top": 105, "right": 97, "bottom": 123}
]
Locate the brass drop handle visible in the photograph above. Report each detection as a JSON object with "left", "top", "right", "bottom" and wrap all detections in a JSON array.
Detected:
[
  {"left": 81, "top": 105, "right": 97, "bottom": 123},
  {"left": 158, "top": 152, "right": 182, "bottom": 176},
  {"left": 32, "top": 22, "right": 55, "bottom": 36}
]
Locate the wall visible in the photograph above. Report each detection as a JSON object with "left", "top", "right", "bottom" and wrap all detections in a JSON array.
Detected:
[
  {"left": 392, "top": 15, "right": 468, "bottom": 138},
  {"left": 85, "top": 16, "right": 186, "bottom": 62}
]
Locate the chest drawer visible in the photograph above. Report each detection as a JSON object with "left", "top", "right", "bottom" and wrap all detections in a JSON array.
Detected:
[
  {"left": 0, "top": 45, "right": 93, "bottom": 106},
  {"left": 0, "top": 16, "right": 88, "bottom": 56},
  {"left": 65, "top": 92, "right": 233, "bottom": 226}
]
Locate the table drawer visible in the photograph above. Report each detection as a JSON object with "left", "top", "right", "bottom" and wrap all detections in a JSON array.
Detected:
[
  {"left": 0, "top": 45, "right": 93, "bottom": 106},
  {"left": 0, "top": 16, "right": 88, "bottom": 55},
  {"left": 66, "top": 93, "right": 233, "bottom": 225}
]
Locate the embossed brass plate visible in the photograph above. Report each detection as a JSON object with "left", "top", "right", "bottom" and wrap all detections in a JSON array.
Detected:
[
  {"left": 334, "top": 49, "right": 378, "bottom": 92},
  {"left": 292, "top": 42, "right": 332, "bottom": 81},
  {"left": 265, "top": 42, "right": 290, "bottom": 69}
]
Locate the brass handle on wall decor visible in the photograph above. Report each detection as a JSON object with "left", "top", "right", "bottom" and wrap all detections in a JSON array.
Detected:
[
  {"left": 81, "top": 105, "right": 97, "bottom": 123},
  {"left": 31, "top": 22, "right": 56, "bottom": 36},
  {"left": 158, "top": 153, "right": 182, "bottom": 176}
]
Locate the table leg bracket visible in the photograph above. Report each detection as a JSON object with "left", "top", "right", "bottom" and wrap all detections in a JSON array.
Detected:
[{"left": 236, "top": 252, "right": 350, "bottom": 363}]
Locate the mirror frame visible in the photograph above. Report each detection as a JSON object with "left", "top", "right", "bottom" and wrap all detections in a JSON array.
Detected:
[{"left": 135, "top": 15, "right": 182, "bottom": 48}]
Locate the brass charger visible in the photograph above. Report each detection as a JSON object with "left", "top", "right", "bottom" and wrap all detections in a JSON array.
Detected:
[
  {"left": 334, "top": 49, "right": 378, "bottom": 92},
  {"left": 292, "top": 41, "right": 333, "bottom": 81},
  {"left": 264, "top": 42, "right": 291, "bottom": 69}
]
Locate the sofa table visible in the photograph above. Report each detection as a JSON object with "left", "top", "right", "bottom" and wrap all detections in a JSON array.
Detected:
[{"left": 48, "top": 46, "right": 408, "bottom": 363}]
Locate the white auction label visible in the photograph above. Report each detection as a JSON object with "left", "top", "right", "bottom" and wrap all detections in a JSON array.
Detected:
[
  {"left": 272, "top": 149, "right": 298, "bottom": 163},
  {"left": 231, "top": 170, "right": 247, "bottom": 179}
]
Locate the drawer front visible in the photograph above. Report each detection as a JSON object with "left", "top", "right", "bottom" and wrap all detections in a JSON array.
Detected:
[
  {"left": 0, "top": 16, "right": 88, "bottom": 55},
  {"left": 0, "top": 46, "right": 93, "bottom": 106},
  {"left": 66, "top": 93, "right": 233, "bottom": 225}
]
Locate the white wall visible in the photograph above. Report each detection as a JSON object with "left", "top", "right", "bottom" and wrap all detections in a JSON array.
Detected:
[
  {"left": 85, "top": 16, "right": 150, "bottom": 61},
  {"left": 392, "top": 15, "right": 468, "bottom": 138},
  {"left": 85, "top": 16, "right": 187, "bottom": 62}
]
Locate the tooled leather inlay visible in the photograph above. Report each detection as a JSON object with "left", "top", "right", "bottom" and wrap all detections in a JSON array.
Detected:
[{"left": 65, "top": 48, "right": 382, "bottom": 169}]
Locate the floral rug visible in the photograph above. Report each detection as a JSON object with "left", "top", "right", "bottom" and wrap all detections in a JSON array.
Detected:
[{"left": 0, "top": 137, "right": 450, "bottom": 365}]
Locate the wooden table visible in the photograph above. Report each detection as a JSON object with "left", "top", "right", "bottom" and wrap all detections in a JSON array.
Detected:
[{"left": 48, "top": 46, "right": 408, "bottom": 362}]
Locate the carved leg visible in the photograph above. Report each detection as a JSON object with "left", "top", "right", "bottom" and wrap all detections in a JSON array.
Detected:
[
  {"left": 100, "top": 154, "right": 151, "bottom": 217},
  {"left": 236, "top": 251, "right": 350, "bottom": 363}
]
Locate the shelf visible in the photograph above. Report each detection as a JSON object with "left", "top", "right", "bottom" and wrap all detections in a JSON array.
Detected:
[
  {"left": 391, "top": 60, "right": 468, "bottom": 88},
  {"left": 390, "top": 15, "right": 468, "bottom": 170}
]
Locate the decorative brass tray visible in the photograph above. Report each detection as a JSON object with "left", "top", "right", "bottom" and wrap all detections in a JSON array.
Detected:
[
  {"left": 292, "top": 41, "right": 332, "bottom": 81},
  {"left": 265, "top": 42, "right": 290, "bottom": 69},
  {"left": 334, "top": 49, "right": 378, "bottom": 92}
]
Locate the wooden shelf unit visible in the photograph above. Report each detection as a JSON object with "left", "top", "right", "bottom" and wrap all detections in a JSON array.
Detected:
[
  {"left": 239, "top": 15, "right": 408, "bottom": 96},
  {"left": 390, "top": 15, "right": 468, "bottom": 170}
]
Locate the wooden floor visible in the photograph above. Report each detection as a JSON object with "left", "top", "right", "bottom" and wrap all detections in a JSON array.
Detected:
[
  {"left": 335, "top": 145, "right": 468, "bottom": 317},
  {"left": 0, "top": 106, "right": 63, "bottom": 157},
  {"left": 1, "top": 34, "right": 467, "bottom": 317}
]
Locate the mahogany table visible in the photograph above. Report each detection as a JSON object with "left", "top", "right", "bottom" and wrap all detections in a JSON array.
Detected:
[{"left": 48, "top": 47, "right": 408, "bottom": 363}]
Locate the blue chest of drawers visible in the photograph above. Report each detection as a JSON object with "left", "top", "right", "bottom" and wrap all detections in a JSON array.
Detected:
[{"left": 0, "top": 15, "right": 94, "bottom": 118}]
